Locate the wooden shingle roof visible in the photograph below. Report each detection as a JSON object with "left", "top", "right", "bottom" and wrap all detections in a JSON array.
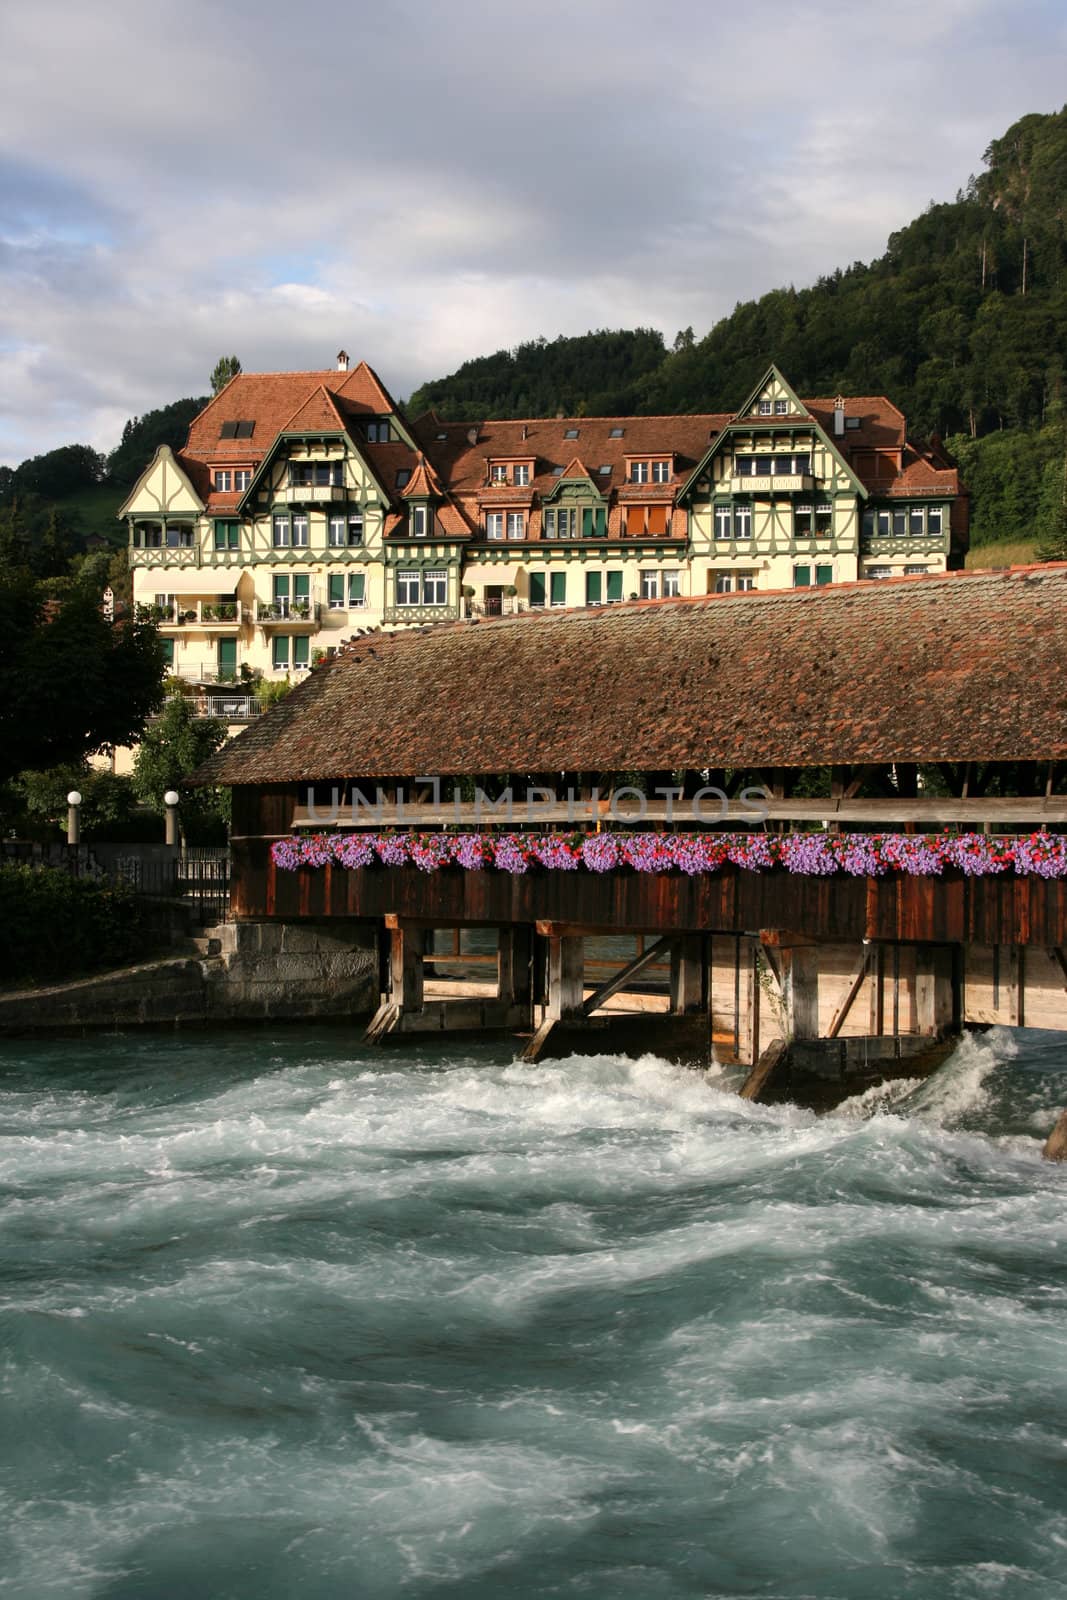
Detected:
[{"left": 192, "top": 565, "right": 1067, "bottom": 785}]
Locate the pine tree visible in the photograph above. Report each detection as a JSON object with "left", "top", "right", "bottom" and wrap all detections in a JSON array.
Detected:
[{"left": 210, "top": 355, "right": 242, "bottom": 395}]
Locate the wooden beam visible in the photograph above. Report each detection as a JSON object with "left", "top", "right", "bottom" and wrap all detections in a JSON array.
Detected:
[
  {"left": 826, "top": 947, "right": 873, "bottom": 1039},
  {"left": 580, "top": 935, "right": 673, "bottom": 1017}
]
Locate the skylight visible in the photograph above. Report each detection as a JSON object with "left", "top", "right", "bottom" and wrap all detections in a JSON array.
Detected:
[
  {"left": 846, "top": 416, "right": 861, "bottom": 430},
  {"left": 598, "top": 465, "right": 611, "bottom": 475},
  {"left": 436, "top": 431, "right": 447, "bottom": 440},
  {"left": 551, "top": 466, "right": 564, "bottom": 476},
  {"left": 396, "top": 469, "right": 411, "bottom": 488},
  {"left": 609, "top": 427, "right": 624, "bottom": 438},
  {"left": 219, "top": 420, "right": 254, "bottom": 440},
  {"left": 564, "top": 428, "right": 579, "bottom": 439}
]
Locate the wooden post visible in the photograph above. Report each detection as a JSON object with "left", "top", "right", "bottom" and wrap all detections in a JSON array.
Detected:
[
  {"left": 390, "top": 925, "right": 425, "bottom": 1012},
  {"left": 670, "top": 935, "right": 706, "bottom": 1015},
  {"left": 498, "top": 925, "right": 533, "bottom": 1009},
  {"left": 547, "top": 935, "right": 585, "bottom": 1020},
  {"left": 915, "top": 945, "right": 955, "bottom": 1036},
  {"left": 780, "top": 945, "right": 819, "bottom": 1040}
]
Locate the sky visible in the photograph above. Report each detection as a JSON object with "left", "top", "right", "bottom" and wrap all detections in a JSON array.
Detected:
[{"left": 0, "top": 0, "right": 1065, "bottom": 466}]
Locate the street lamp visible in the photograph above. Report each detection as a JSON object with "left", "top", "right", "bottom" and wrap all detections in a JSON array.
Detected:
[
  {"left": 66, "top": 790, "right": 82, "bottom": 846},
  {"left": 164, "top": 789, "right": 180, "bottom": 847}
]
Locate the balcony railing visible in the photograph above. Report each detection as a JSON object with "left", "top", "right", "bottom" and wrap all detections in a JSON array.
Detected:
[
  {"left": 466, "top": 596, "right": 528, "bottom": 618},
  {"left": 281, "top": 483, "right": 346, "bottom": 504},
  {"left": 130, "top": 546, "right": 202, "bottom": 568},
  {"left": 148, "top": 601, "right": 246, "bottom": 628},
  {"left": 254, "top": 601, "right": 322, "bottom": 628},
  {"left": 153, "top": 693, "right": 263, "bottom": 720},
  {"left": 730, "top": 473, "right": 813, "bottom": 494}
]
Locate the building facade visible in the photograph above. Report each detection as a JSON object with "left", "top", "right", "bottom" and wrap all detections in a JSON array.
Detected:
[{"left": 122, "top": 355, "right": 968, "bottom": 683}]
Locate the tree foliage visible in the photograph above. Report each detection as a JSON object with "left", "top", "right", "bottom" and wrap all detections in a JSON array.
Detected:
[
  {"left": 107, "top": 396, "right": 207, "bottom": 490},
  {"left": 132, "top": 696, "right": 229, "bottom": 840},
  {"left": 0, "top": 565, "right": 166, "bottom": 784},
  {"left": 210, "top": 354, "right": 242, "bottom": 395}
]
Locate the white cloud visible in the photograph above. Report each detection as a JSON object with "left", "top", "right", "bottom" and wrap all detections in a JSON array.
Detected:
[{"left": 0, "top": 0, "right": 1064, "bottom": 460}]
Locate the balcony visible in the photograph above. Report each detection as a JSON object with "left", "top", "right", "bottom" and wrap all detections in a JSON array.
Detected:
[
  {"left": 130, "top": 545, "right": 202, "bottom": 569},
  {"left": 281, "top": 483, "right": 346, "bottom": 505},
  {"left": 466, "top": 596, "right": 528, "bottom": 618},
  {"left": 153, "top": 692, "right": 262, "bottom": 720},
  {"left": 255, "top": 600, "right": 322, "bottom": 629},
  {"left": 150, "top": 601, "right": 246, "bottom": 631},
  {"left": 730, "top": 474, "right": 813, "bottom": 494}
]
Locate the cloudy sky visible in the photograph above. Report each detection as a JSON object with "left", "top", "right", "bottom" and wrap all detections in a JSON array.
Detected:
[{"left": 1, "top": 0, "right": 1064, "bottom": 465}]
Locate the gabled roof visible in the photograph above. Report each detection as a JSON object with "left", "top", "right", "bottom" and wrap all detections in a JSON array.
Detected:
[
  {"left": 117, "top": 443, "right": 204, "bottom": 518},
  {"left": 279, "top": 385, "right": 348, "bottom": 435},
  {"left": 401, "top": 454, "right": 445, "bottom": 499},
  {"left": 732, "top": 363, "right": 810, "bottom": 421},
  {"left": 330, "top": 360, "right": 396, "bottom": 417},
  {"left": 191, "top": 565, "right": 1067, "bottom": 786}
]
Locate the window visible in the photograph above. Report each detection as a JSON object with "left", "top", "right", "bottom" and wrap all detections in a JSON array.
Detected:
[
  {"left": 586, "top": 571, "right": 602, "bottom": 606},
  {"left": 348, "top": 573, "right": 365, "bottom": 608},
  {"left": 544, "top": 508, "right": 577, "bottom": 539},
  {"left": 867, "top": 565, "right": 893, "bottom": 579},
  {"left": 795, "top": 505, "right": 813, "bottom": 537},
  {"left": 625, "top": 505, "right": 669, "bottom": 537},
  {"left": 662, "top": 569, "right": 680, "bottom": 597},
  {"left": 490, "top": 464, "right": 508, "bottom": 483},
  {"left": 715, "top": 503, "right": 751, "bottom": 540},
  {"left": 598, "top": 465, "right": 611, "bottom": 476},
  {"left": 774, "top": 398, "right": 789, "bottom": 414},
  {"left": 651, "top": 460, "right": 670, "bottom": 482},
  {"left": 165, "top": 524, "right": 193, "bottom": 548},
  {"left": 904, "top": 564, "right": 926, "bottom": 575},
  {"left": 551, "top": 465, "right": 564, "bottom": 477},
  {"left": 328, "top": 515, "right": 346, "bottom": 547},
  {"left": 529, "top": 571, "right": 546, "bottom": 608},
  {"left": 292, "top": 513, "right": 309, "bottom": 547},
  {"left": 214, "top": 470, "right": 232, "bottom": 492},
  {"left": 846, "top": 416, "right": 861, "bottom": 430},
  {"left": 877, "top": 509, "right": 892, "bottom": 536},
  {"left": 717, "top": 570, "right": 757, "bottom": 593},
  {"left": 909, "top": 507, "right": 924, "bottom": 535},
  {"left": 348, "top": 511, "right": 364, "bottom": 546},
  {"left": 893, "top": 508, "right": 907, "bottom": 536},
  {"left": 928, "top": 506, "right": 943, "bottom": 535},
  {"left": 815, "top": 503, "right": 832, "bottom": 536},
  {"left": 219, "top": 420, "right": 254, "bottom": 440},
  {"left": 272, "top": 515, "right": 290, "bottom": 548},
  {"left": 160, "top": 638, "right": 174, "bottom": 668},
  {"left": 581, "top": 506, "right": 607, "bottom": 538},
  {"left": 294, "top": 636, "right": 310, "bottom": 669},
  {"left": 640, "top": 571, "right": 661, "bottom": 600},
  {"left": 214, "top": 521, "right": 239, "bottom": 550},
  {"left": 397, "top": 570, "right": 420, "bottom": 607},
  {"left": 629, "top": 461, "right": 650, "bottom": 484},
  {"left": 758, "top": 400, "right": 772, "bottom": 415},
  {"left": 815, "top": 564, "right": 832, "bottom": 586},
  {"left": 862, "top": 508, "right": 876, "bottom": 537},
  {"left": 410, "top": 506, "right": 427, "bottom": 538},
  {"left": 609, "top": 426, "right": 624, "bottom": 439},
  {"left": 794, "top": 565, "right": 811, "bottom": 587},
  {"left": 288, "top": 462, "right": 342, "bottom": 488},
  {"left": 550, "top": 571, "right": 566, "bottom": 607},
  {"left": 218, "top": 638, "right": 237, "bottom": 679},
  {"left": 737, "top": 572, "right": 756, "bottom": 591},
  {"left": 234, "top": 469, "right": 251, "bottom": 492},
  {"left": 513, "top": 463, "right": 530, "bottom": 486},
  {"left": 328, "top": 574, "right": 345, "bottom": 609},
  {"left": 486, "top": 513, "right": 504, "bottom": 541},
  {"left": 272, "top": 575, "right": 291, "bottom": 616},
  {"left": 606, "top": 570, "right": 623, "bottom": 603},
  {"left": 423, "top": 569, "right": 447, "bottom": 605},
  {"left": 272, "top": 636, "right": 289, "bottom": 671},
  {"left": 396, "top": 469, "right": 411, "bottom": 489},
  {"left": 714, "top": 573, "right": 735, "bottom": 594},
  {"left": 366, "top": 421, "right": 391, "bottom": 443},
  {"left": 134, "top": 524, "right": 162, "bottom": 548},
  {"left": 735, "top": 453, "right": 810, "bottom": 477},
  {"left": 564, "top": 427, "right": 579, "bottom": 439},
  {"left": 397, "top": 570, "right": 446, "bottom": 607},
  {"left": 507, "top": 511, "right": 525, "bottom": 540}
]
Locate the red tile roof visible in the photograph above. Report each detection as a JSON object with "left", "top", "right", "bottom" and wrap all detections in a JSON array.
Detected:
[{"left": 192, "top": 565, "right": 1063, "bottom": 785}]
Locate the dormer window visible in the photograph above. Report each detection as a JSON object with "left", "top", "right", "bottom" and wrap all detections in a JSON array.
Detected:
[
  {"left": 410, "top": 506, "right": 427, "bottom": 538},
  {"left": 758, "top": 400, "right": 772, "bottom": 415},
  {"left": 234, "top": 469, "right": 251, "bottom": 491},
  {"left": 490, "top": 464, "right": 508, "bottom": 483},
  {"left": 366, "top": 420, "right": 392, "bottom": 443},
  {"left": 774, "top": 399, "right": 789, "bottom": 415},
  {"left": 609, "top": 426, "right": 624, "bottom": 438},
  {"left": 628, "top": 460, "right": 671, "bottom": 485},
  {"left": 214, "top": 470, "right": 232, "bottom": 491},
  {"left": 396, "top": 469, "right": 411, "bottom": 489},
  {"left": 513, "top": 463, "right": 530, "bottom": 486}
]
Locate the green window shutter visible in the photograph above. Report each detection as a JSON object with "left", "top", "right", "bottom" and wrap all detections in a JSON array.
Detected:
[
  {"left": 550, "top": 572, "right": 566, "bottom": 606},
  {"left": 794, "top": 566, "right": 811, "bottom": 588},
  {"left": 273, "top": 575, "right": 290, "bottom": 601},
  {"left": 217, "top": 638, "right": 237, "bottom": 678},
  {"left": 349, "top": 573, "right": 365, "bottom": 605},
  {"left": 293, "top": 636, "right": 310, "bottom": 668},
  {"left": 272, "top": 636, "right": 288, "bottom": 671},
  {"left": 214, "top": 520, "right": 238, "bottom": 550},
  {"left": 328, "top": 574, "right": 343, "bottom": 605},
  {"left": 294, "top": 573, "right": 310, "bottom": 601},
  {"left": 529, "top": 571, "right": 546, "bottom": 606},
  {"left": 585, "top": 571, "right": 602, "bottom": 605},
  {"left": 581, "top": 507, "right": 593, "bottom": 538},
  {"left": 815, "top": 565, "right": 833, "bottom": 586},
  {"left": 606, "top": 570, "right": 623, "bottom": 602},
  {"left": 161, "top": 638, "right": 174, "bottom": 667},
  {"left": 594, "top": 507, "right": 606, "bottom": 537}
]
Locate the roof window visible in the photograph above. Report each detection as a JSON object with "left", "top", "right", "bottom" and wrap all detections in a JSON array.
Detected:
[
  {"left": 846, "top": 416, "right": 861, "bottom": 430},
  {"left": 609, "top": 426, "right": 624, "bottom": 438},
  {"left": 551, "top": 466, "right": 564, "bottom": 476},
  {"left": 396, "top": 469, "right": 411, "bottom": 488},
  {"left": 219, "top": 420, "right": 254, "bottom": 440},
  {"left": 564, "top": 427, "right": 579, "bottom": 439},
  {"left": 436, "top": 431, "right": 448, "bottom": 440},
  {"left": 598, "top": 465, "right": 611, "bottom": 475}
]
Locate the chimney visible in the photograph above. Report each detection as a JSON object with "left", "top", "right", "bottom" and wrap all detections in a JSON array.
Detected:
[
  {"left": 833, "top": 394, "right": 845, "bottom": 436},
  {"left": 521, "top": 424, "right": 528, "bottom": 441},
  {"left": 466, "top": 425, "right": 479, "bottom": 446},
  {"left": 336, "top": 349, "right": 349, "bottom": 372}
]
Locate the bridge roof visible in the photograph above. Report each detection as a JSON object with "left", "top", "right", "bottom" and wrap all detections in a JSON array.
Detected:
[{"left": 194, "top": 565, "right": 1067, "bottom": 784}]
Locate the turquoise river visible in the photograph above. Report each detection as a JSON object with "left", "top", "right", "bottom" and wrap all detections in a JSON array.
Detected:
[{"left": 0, "top": 1028, "right": 1065, "bottom": 1598}]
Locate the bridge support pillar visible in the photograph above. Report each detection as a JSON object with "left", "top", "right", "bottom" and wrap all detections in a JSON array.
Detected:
[
  {"left": 498, "top": 926, "right": 533, "bottom": 1013},
  {"left": 916, "top": 945, "right": 958, "bottom": 1036},
  {"left": 547, "top": 934, "right": 585, "bottom": 1020},
  {"left": 670, "top": 935, "right": 707, "bottom": 1015},
  {"left": 780, "top": 943, "right": 820, "bottom": 1041},
  {"left": 390, "top": 923, "right": 425, "bottom": 1012}
]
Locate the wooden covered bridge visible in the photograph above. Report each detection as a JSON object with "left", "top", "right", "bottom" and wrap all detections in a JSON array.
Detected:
[{"left": 193, "top": 564, "right": 1067, "bottom": 1105}]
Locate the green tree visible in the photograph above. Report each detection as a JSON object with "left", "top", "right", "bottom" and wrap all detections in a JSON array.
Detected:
[
  {"left": 107, "top": 397, "right": 207, "bottom": 489},
  {"left": 0, "top": 565, "right": 166, "bottom": 784},
  {"left": 132, "top": 697, "right": 228, "bottom": 841},
  {"left": 210, "top": 355, "right": 242, "bottom": 395}
]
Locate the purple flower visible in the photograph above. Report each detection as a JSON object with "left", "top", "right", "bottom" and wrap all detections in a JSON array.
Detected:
[
  {"left": 451, "top": 833, "right": 488, "bottom": 871},
  {"left": 410, "top": 834, "right": 453, "bottom": 872},
  {"left": 375, "top": 834, "right": 410, "bottom": 867},
  {"left": 334, "top": 834, "right": 376, "bottom": 870},
  {"left": 533, "top": 835, "right": 581, "bottom": 870},
  {"left": 582, "top": 834, "right": 620, "bottom": 873},
  {"left": 492, "top": 835, "right": 533, "bottom": 875}
]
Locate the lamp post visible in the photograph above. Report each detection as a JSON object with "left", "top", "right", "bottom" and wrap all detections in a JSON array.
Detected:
[
  {"left": 164, "top": 789, "right": 180, "bottom": 848},
  {"left": 66, "top": 790, "right": 82, "bottom": 847}
]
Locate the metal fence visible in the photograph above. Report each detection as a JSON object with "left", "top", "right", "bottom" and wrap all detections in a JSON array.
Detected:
[{"left": 0, "top": 842, "right": 231, "bottom": 925}]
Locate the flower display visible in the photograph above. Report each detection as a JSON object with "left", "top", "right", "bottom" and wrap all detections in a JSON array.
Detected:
[{"left": 270, "top": 830, "right": 1067, "bottom": 881}]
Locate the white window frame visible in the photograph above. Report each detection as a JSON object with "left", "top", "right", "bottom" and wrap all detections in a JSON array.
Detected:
[
  {"left": 486, "top": 512, "right": 504, "bottom": 541},
  {"left": 291, "top": 513, "right": 309, "bottom": 548},
  {"left": 328, "top": 515, "right": 346, "bottom": 548},
  {"left": 774, "top": 398, "right": 788, "bottom": 415},
  {"left": 758, "top": 400, "right": 772, "bottom": 415},
  {"left": 661, "top": 569, "right": 680, "bottom": 597},
  {"left": 327, "top": 574, "right": 346, "bottom": 610},
  {"left": 737, "top": 572, "right": 756, "bottom": 591},
  {"left": 640, "top": 571, "right": 661, "bottom": 600},
  {"left": 651, "top": 460, "right": 670, "bottom": 483},
  {"left": 396, "top": 570, "right": 420, "bottom": 607},
  {"left": 272, "top": 515, "right": 290, "bottom": 548},
  {"left": 928, "top": 506, "right": 943, "bottom": 535},
  {"left": 714, "top": 573, "right": 734, "bottom": 594},
  {"left": 214, "top": 470, "right": 232, "bottom": 492},
  {"left": 411, "top": 506, "right": 428, "bottom": 538},
  {"left": 423, "top": 569, "right": 447, "bottom": 606},
  {"left": 490, "top": 465, "right": 508, "bottom": 483},
  {"left": 348, "top": 512, "right": 364, "bottom": 546},
  {"left": 513, "top": 463, "right": 530, "bottom": 486},
  {"left": 506, "top": 511, "right": 525, "bottom": 540},
  {"left": 630, "top": 461, "right": 650, "bottom": 484},
  {"left": 234, "top": 469, "right": 251, "bottom": 492}
]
